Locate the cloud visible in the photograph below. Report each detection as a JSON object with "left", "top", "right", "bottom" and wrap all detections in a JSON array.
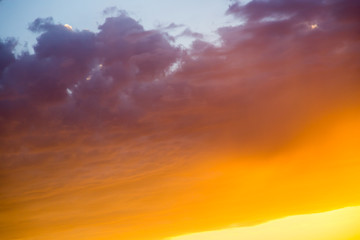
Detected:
[
  {"left": 1, "top": 1, "right": 359, "bottom": 156},
  {"left": 176, "top": 28, "right": 204, "bottom": 39},
  {"left": 159, "top": 22, "right": 185, "bottom": 30},
  {"left": 0, "top": 2, "right": 360, "bottom": 238},
  {"left": 0, "top": 38, "right": 16, "bottom": 77},
  {"left": 0, "top": 13, "right": 180, "bottom": 149},
  {"left": 226, "top": 0, "right": 327, "bottom": 22}
]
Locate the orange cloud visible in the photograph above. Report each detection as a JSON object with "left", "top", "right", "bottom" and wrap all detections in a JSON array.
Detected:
[{"left": 1, "top": 1, "right": 360, "bottom": 239}]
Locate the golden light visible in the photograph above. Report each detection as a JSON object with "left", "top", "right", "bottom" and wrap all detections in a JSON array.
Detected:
[
  {"left": 311, "top": 23, "right": 318, "bottom": 29},
  {"left": 64, "top": 24, "right": 73, "bottom": 30},
  {"left": 168, "top": 206, "right": 360, "bottom": 240}
]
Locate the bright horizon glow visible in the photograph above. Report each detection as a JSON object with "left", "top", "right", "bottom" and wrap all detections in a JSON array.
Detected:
[{"left": 168, "top": 206, "right": 360, "bottom": 240}]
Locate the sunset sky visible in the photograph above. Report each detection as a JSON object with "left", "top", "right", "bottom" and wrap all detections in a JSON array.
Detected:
[{"left": 1, "top": 0, "right": 360, "bottom": 240}]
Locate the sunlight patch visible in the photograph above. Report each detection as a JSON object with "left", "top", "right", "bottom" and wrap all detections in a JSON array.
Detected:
[{"left": 167, "top": 206, "right": 360, "bottom": 240}]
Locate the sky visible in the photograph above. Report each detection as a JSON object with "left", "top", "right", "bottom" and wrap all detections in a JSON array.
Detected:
[
  {"left": 0, "top": 0, "right": 237, "bottom": 52},
  {"left": 0, "top": 0, "right": 360, "bottom": 240}
]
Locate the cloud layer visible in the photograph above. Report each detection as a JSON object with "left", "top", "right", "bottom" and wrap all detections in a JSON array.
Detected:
[
  {"left": 1, "top": 1, "right": 360, "bottom": 239},
  {"left": 1, "top": 0, "right": 359, "bottom": 155}
]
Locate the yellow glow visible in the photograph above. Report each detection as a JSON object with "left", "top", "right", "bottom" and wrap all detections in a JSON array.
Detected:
[
  {"left": 311, "top": 23, "right": 318, "bottom": 29},
  {"left": 2, "top": 109, "right": 358, "bottom": 240},
  {"left": 168, "top": 206, "right": 360, "bottom": 240},
  {"left": 64, "top": 24, "right": 73, "bottom": 30}
]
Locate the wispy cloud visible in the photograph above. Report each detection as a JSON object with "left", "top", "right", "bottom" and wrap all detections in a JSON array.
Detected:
[{"left": 1, "top": 1, "right": 359, "bottom": 239}]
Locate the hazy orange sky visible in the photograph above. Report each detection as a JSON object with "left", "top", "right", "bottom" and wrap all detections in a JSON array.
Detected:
[{"left": 1, "top": 0, "right": 360, "bottom": 239}]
